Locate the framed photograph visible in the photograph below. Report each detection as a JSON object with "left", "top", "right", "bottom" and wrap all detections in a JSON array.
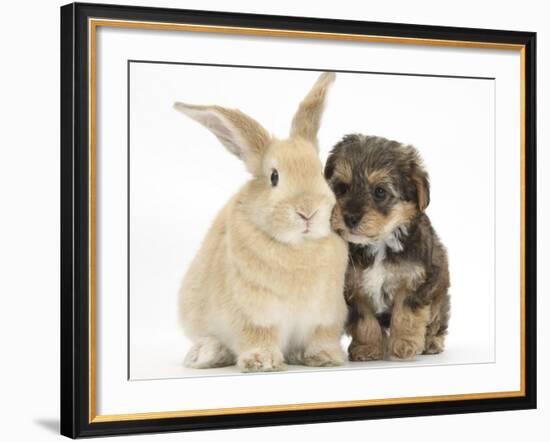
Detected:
[{"left": 60, "top": 2, "right": 536, "bottom": 438}]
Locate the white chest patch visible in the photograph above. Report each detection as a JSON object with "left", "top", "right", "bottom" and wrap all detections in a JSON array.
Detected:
[
  {"left": 361, "top": 252, "right": 391, "bottom": 314},
  {"left": 360, "top": 228, "right": 406, "bottom": 314}
]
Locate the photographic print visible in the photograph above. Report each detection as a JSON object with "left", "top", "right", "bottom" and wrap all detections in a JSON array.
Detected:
[
  {"left": 60, "top": 3, "right": 536, "bottom": 438},
  {"left": 129, "top": 63, "right": 495, "bottom": 379}
]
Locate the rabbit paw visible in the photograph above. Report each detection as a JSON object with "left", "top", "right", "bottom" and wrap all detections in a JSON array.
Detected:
[
  {"left": 302, "top": 345, "right": 346, "bottom": 367},
  {"left": 237, "top": 349, "right": 287, "bottom": 372},
  {"left": 184, "top": 337, "right": 235, "bottom": 368}
]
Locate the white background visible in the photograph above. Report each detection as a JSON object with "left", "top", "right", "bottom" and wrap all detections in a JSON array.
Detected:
[
  {"left": 0, "top": 0, "right": 546, "bottom": 441},
  {"left": 129, "top": 62, "right": 496, "bottom": 380}
]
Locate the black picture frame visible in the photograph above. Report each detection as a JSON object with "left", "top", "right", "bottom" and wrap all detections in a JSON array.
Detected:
[{"left": 61, "top": 2, "right": 537, "bottom": 438}]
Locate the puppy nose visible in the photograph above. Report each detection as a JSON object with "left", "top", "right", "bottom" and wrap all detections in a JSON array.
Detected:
[
  {"left": 297, "top": 209, "right": 318, "bottom": 221},
  {"left": 344, "top": 213, "right": 362, "bottom": 228}
]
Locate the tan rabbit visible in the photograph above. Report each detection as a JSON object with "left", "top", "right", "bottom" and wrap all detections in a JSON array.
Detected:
[{"left": 175, "top": 72, "right": 348, "bottom": 373}]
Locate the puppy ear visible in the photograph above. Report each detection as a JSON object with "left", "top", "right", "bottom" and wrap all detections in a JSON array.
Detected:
[
  {"left": 174, "top": 102, "right": 271, "bottom": 175},
  {"left": 324, "top": 153, "right": 336, "bottom": 180},
  {"left": 290, "top": 72, "right": 336, "bottom": 148},
  {"left": 412, "top": 168, "right": 430, "bottom": 211}
]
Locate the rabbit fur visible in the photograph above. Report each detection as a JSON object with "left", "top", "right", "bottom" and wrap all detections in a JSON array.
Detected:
[{"left": 175, "top": 72, "right": 348, "bottom": 372}]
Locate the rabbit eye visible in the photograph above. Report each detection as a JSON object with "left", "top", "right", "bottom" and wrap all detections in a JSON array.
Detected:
[{"left": 270, "top": 169, "right": 279, "bottom": 187}]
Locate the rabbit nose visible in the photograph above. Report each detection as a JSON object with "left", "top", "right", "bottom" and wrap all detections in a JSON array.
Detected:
[
  {"left": 297, "top": 209, "right": 318, "bottom": 221},
  {"left": 344, "top": 213, "right": 362, "bottom": 228}
]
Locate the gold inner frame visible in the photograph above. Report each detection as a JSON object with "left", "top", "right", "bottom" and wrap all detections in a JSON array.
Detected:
[{"left": 87, "top": 18, "right": 527, "bottom": 423}]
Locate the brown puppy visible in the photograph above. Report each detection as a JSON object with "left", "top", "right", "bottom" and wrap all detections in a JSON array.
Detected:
[{"left": 325, "top": 134, "right": 450, "bottom": 361}]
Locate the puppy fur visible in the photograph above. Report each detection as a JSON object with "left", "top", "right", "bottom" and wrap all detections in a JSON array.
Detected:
[{"left": 325, "top": 134, "right": 450, "bottom": 361}]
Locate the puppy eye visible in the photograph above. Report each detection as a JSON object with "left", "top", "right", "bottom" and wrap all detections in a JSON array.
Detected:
[
  {"left": 270, "top": 169, "right": 279, "bottom": 187},
  {"left": 333, "top": 182, "right": 349, "bottom": 197},
  {"left": 373, "top": 186, "right": 387, "bottom": 200}
]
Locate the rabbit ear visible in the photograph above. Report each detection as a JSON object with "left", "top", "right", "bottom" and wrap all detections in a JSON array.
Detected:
[
  {"left": 174, "top": 102, "right": 271, "bottom": 174},
  {"left": 290, "top": 72, "right": 336, "bottom": 148}
]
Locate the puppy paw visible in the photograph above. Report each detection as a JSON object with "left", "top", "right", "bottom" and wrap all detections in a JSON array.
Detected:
[
  {"left": 302, "top": 346, "right": 346, "bottom": 367},
  {"left": 423, "top": 335, "right": 445, "bottom": 355},
  {"left": 349, "top": 343, "right": 384, "bottom": 361},
  {"left": 388, "top": 337, "right": 421, "bottom": 361},
  {"left": 237, "top": 349, "right": 287, "bottom": 372}
]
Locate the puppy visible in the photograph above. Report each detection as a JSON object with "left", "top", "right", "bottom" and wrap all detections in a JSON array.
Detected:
[{"left": 324, "top": 134, "right": 450, "bottom": 361}]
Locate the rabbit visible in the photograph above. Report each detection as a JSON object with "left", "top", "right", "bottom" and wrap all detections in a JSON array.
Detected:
[{"left": 174, "top": 72, "right": 348, "bottom": 372}]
